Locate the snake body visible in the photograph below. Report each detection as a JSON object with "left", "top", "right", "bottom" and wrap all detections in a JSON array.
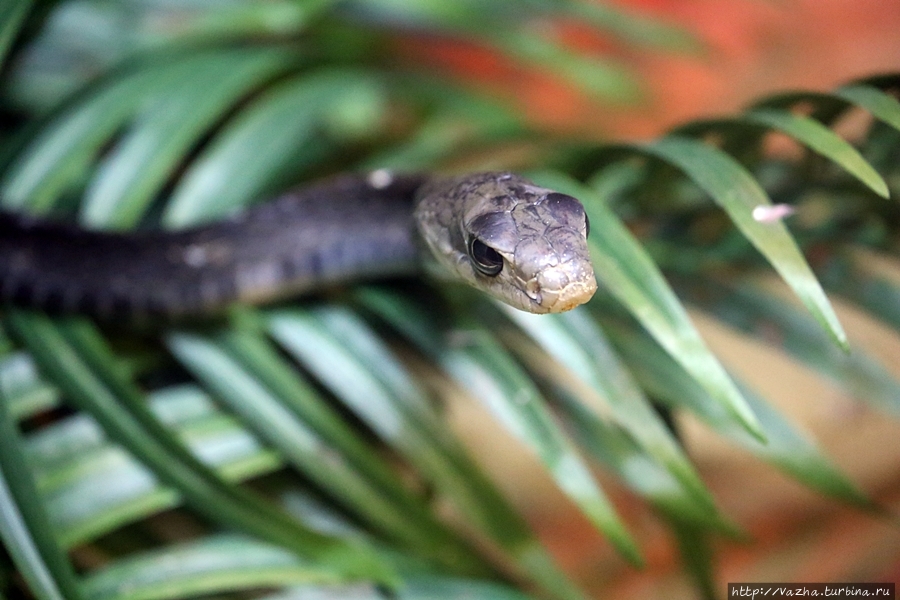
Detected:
[{"left": 0, "top": 171, "right": 596, "bottom": 320}]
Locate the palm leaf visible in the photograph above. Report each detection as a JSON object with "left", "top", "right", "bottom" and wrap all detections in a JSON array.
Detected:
[
  {"left": 0, "top": 382, "right": 83, "bottom": 600},
  {"left": 1, "top": 2, "right": 899, "bottom": 599},
  {"left": 0, "top": 0, "right": 31, "bottom": 69}
]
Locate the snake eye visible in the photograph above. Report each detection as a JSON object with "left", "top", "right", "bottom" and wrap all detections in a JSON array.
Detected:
[
  {"left": 468, "top": 237, "right": 503, "bottom": 276},
  {"left": 584, "top": 214, "right": 590, "bottom": 239}
]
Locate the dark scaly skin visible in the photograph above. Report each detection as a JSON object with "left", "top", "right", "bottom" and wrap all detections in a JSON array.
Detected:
[
  {"left": 0, "top": 172, "right": 596, "bottom": 321},
  {"left": 0, "top": 174, "right": 425, "bottom": 321}
]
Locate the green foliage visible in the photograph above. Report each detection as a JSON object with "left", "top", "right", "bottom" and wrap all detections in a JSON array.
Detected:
[{"left": 0, "top": 2, "right": 899, "bottom": 599}]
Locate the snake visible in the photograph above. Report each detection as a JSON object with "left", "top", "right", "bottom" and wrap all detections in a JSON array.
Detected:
[{"left": 0, "top": 171, "right": 597, "bottom": 321}]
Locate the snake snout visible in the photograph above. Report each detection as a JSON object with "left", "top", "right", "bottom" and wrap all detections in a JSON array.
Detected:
[{"left": 529, "top": 264, "right": 598, "bottom": 313}]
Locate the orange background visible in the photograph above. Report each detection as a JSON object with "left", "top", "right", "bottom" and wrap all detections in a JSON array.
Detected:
[{"left": 409, "top": 0, "right": 900, "bottom": 140}]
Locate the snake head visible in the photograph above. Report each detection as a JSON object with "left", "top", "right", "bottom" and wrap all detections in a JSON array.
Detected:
[{"left": 415, "top": 172, "right": 597, "bottom": 313}]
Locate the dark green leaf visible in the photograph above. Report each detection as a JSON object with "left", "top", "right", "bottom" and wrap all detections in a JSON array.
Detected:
[
  {"left": 604, "top": 320, "right": 871, "bottom": 507},
  {"left": 495, "top": 31, "right": 640, "bottom": 103},
  {"left": 6, "top": 312, "right": 396, "bottom": 584},
  {"left": 558, "top": 0, "right": 699, "bottom": 52},
  {"left": 163, "top": 0, "right": 337, "bottom": 41},
  {"left": 816, "top": 250, "right": 900, "bottom": 332},
  {"left": 0, "top": 384, "right": 83, "bottom": 600},
  {"left": 676, "top": 275, "right": 900, "bottom": 417},
  {"left": 167, "top": 329, "right": 480, "bottom": 572},
  {"left": 669, "top": 519, "right": 717, "bottom": 600},
  {"left": 0, "top": 0, "right": 32, "bottom": 69}
]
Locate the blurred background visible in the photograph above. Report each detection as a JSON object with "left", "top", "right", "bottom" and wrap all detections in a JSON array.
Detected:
[
  {"left": 3, "top": 1, "right": 900, "bottom": 599},
  {"left": 433, "top": 1, "right": 900, "bottom": 597},
  {"left": 407, "top": 0, "right": 900, "bottom": 137}
]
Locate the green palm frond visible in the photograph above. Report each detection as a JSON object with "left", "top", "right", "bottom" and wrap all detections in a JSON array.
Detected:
[{"left": 1, "top": 2, "right": 899, "bottom": 600}]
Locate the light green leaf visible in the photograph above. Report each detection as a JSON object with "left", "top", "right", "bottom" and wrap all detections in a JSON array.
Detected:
[
  {"left": 6, "top": 312, "right": 396, "bottom": 584},
  {"left": 208, "top": 326, "right": 460, "bottom": 531},
  {"left": 437, "top": 323, "right": 641, "bottom": 565},
  {"left": 499, "top": 307, "right": 716, "bottom": 512},
  {"left": 0, "top": 352, "right": 60, "bottom": 419},
  {"left": 267, "top": 309, "right": 441, "bottom": 454},
  {"left": 360, "top": 285, "right": 646, "bottom": 571},
  {"left": 32, "top": 387, "right": 282, "bottom": 548},
  {"left": 164, "top": 70, "right": 386, "bottom": 227},
  {"left": 353, "top": 289, "right": 592, "bottom": 600},
  {"left": 641, "top": 135, "right": 848, "bottom": 349},
  {"left": 267, "top": 575, "right": 536, "bottom": 600},
  {"left": 397, "top": 574, "right": 537, "bottom": 600},
  {"left": 515, "top": 353, "right": 736, "bottom": 531},
  {"left": 1, "top": 67, "right": 165, "bottom": 212},
  {"left": 532, "top": 169, "right": 765, "bottom": 441},
  {"left": 82, "top": 535, "right": 337, "bottom": 600},
  {"left": 262, "top": 584, "right": 382, "bottom": 600},
  {"left": 291, "top": 306, "right": 441, "bottom": 426},
  {"left": 266, "top": 308, "right": 545, "bottom": 556},
  {"left": 166, "top": 329, "right": 474, "bottom": 569},
  {"left": 80, "top": 48, "right": 296, "bottom": 228},
  {"left": 837, "top": 84, "right": 900, "bottom": 135}
]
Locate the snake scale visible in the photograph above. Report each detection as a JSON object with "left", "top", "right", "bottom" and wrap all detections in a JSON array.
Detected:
[{"left": 0, "top": 171, "right": 596, "bottom": 321}]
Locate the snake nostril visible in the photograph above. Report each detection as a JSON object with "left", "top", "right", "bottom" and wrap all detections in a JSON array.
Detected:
[
  {"left": 525, "top": 279, "right": 541, "bottom": 302},
  {"left": 538, "top": 269, "right": 568, "bottom": 292}
]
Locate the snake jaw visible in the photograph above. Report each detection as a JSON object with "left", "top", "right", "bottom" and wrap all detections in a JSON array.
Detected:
[
  {"left": 539, "top": 275, "right": 598, "bottom": 313},
  {"left": 513, "top": 263, "right": 598, "bottom": 314}
]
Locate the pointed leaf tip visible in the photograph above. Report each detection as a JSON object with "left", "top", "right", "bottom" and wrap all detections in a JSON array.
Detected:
[{"left": 745, "top": 108, "right": 890, "bottom": 199}]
